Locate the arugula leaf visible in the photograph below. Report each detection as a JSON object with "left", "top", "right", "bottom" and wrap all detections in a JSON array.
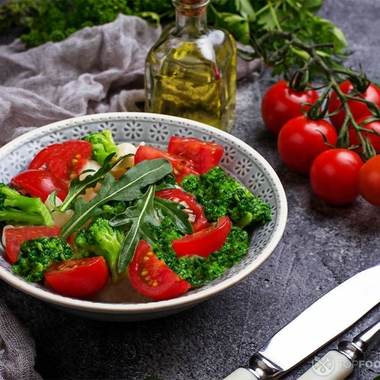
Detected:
[
  {"left": 49, "top": 153, "right": 120, "bottom": 213},
  {"left": 111, "top": 185, "right": 159, "bottom": 271},
  {"left": 153, "top": 196, "right": 193, "bottom": 235},
  {"left": 110, "top": 187, "right": 193, "bottom": 272},
  {"left": 59, "top": 158, "right": 172, "bottom": 240}
]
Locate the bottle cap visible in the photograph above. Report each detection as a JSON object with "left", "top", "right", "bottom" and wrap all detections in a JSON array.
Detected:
[
  {"left": 173, "top": 0, "right": 210, "bottom": 16},
  {"left": 181, "top": 0, "right": 205, "bottom": 4}
]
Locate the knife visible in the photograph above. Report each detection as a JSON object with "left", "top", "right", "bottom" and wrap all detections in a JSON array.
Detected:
[
  {"left": 223, "top": 261, "right": 380, "bottom": 380},
  {"left": 297, "top": 319, "right": 380, "bottom": 379}
]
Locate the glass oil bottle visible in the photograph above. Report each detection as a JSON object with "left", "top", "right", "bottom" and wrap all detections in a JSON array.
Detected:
[{"left": 144, "top": 0, "right": 237, "bottom": 132}]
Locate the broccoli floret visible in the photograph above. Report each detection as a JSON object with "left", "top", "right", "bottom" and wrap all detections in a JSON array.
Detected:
[
  {"left": 229, "top": 187, "right": 271, "bottom": 227},
  {"left": 100, "top": 200, "right": 127, "bottom": 219},
  {"left": 82, "top": 130, "right": 118, "bottom": 165},
  {"left": 178, "top": 227, "right": 249, "bottom": 287},
  {"left": 12, "top": 237, "right": 73, "bottom": 282},
  {"left": 181, "top": 167, "right": 271, "bottom": 228},
  {"left": 0, "top": 183, "right": 54, "bottom": 226},
  {"left": 74, "top": 217, "right": 125, "bottom": 282},
  {"left": 150, "top": 218, "right": 250, "bottom": 287}
]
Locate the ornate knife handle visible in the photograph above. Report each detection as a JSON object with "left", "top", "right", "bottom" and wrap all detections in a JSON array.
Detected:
[{"left": 223, "top": 353, "right": 283, "bottom": 380}]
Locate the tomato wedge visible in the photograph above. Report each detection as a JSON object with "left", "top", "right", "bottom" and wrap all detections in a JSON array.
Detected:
[
  {"left": 168, "top": 136, "right": 224, "bottom": 174},
  {"left": 134, "top": 145, "right": 199, "bottom": 184},
  {"left": 29, "top": 140, "right": 92, "bottom": 181},
  {"left": 5, "top": 225, "right": 61, "bottom": 264},
  {"left": 172, "top": 215, "right": 232, "bottom": 258},
  {"left": 128, "top": 240, "right": 191, "bottom": 301},
  {"left": 11, "top": 169, "right": 68, "bottom": 202},
  {"left": 44, "top": 256, "right": 109, "bottom": 299},
  {"left": 155, "top": 188, "right": 207, "bottom": 232}
]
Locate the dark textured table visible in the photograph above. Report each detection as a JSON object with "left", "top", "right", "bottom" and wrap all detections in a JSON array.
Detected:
[{"left": 1, "top": 1, "right": 380, "bottom": 379}]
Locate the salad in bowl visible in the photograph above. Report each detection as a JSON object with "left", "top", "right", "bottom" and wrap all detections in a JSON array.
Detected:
[
  {"left": 2, "top": 128, "right": 271, "bottom": 302},
  {"left": 0, "top": 113, "right": 287, "bottom": 321}
]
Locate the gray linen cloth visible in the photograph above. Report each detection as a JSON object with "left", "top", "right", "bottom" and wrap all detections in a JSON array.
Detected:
[
  {"left": 0, "top": 14, "right": 163, "bottom": 145},
  {"left": 0, "top": 301, "right": 42, "bottom": 380},
  {"left": 0, "top": 13, "right": 262, "bottom": 379}
]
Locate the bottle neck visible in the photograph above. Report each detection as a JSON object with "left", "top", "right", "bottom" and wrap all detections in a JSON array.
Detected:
[{"left": 173, "top": 0, "right": 210, "bottom": 33}]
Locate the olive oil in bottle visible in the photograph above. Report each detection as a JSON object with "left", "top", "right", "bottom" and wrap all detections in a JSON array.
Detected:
[{"left": 144, "top": 0, "right": 237, "bottom": 132}]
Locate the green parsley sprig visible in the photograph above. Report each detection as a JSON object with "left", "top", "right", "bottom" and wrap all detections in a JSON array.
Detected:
[{"left": 1, "top": 0, "right": 348, "bottom": 74}]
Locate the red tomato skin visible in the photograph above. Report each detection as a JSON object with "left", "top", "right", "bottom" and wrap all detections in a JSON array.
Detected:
[
  {"left": 134, "top": 145, "right": 199, "bottom": 184},
  {"left": 261, "top": 80, "right": 319, "bottom": 135},
  {"left": 278, "top": 116, "right": 338, "bottom": 174},
  {"left": 5, "top": 226, "right": 61, "bottom": 264},
  {"left": 28, "top": 143, "right": 62, "bottom": 171},
  {"left": 358, "top": 155, "right": 380, "bottom": 207},
  {"left": 172, "top": 216, "right": 232, "bottom": 258},
  {"left": 348, "top": 116, "right": 380, "bottom": 154},
  {"left": 128, "top": 240, "right": 191, "bottom": 301},
  {"left": 29, "top": 140, "right": 92, "bottom": 181},
  {"left": 167, "top": 136, "right": 224, "bottom": 174},
  {"left": 155, "top": 188, "right": 208, "bottom": 232},
  {"left": 44, "top": 256, "right": 109, "bottom": 299},
  {"left": 328, "top": 81, "right": 380, "bottom": 132},
  {"left": 309, "top": 149, "right": 363, "bottom": 205},
  {"left": 11, "top": 169, "right": 68, "bottom": 202}
]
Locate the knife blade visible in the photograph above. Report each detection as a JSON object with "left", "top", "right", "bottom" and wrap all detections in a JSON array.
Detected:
[
  {"left": 297, "top": 319, "right": 380, "bottom": 380},
  {"left": 223, "top": 261, "right": 380, "bottom": 380}
]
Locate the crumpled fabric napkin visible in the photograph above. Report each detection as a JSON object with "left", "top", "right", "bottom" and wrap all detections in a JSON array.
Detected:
[
  {"left": 0, "top": 13, "right": 262, "bottom": 147},
  {"left": 0, "top": 300, "right": 42, "bottom": 380},
  {"left": 0, "top": 14, "right": 163, "bottom": 145}
]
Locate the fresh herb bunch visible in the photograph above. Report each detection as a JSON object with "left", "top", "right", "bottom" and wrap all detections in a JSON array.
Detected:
[
  {"left": 0, "top": 0, "right": 174, "bottom": 47},
  {"left": 0, "top": 0, "right": 348, "bottom": 73},
  {"left": 208, "top": 0, "right": 349, "bottom": 74}
]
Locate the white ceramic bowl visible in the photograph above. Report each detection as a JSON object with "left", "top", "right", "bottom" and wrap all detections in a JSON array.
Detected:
[{"left": 0, "top": 112, "right": 287, "bottom": 322}]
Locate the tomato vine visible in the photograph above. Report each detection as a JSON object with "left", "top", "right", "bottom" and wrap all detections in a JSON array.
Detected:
[
  {"left": 255, "top": 25, "right": 380, "bottom": 207},
  {"left": 253, "top": 29, "right": 380, "bottom": 162}
]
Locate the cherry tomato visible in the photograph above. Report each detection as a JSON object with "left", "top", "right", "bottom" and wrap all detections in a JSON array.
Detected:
[
  {"left": 44, "top": 256, "right": 109, "bottom": 299},
  {"left": 328, "top": 81, "right": 380, "bottom": 132},
  {"left": 11, "top": 169, "right": 68, "bottom": 202},
  {"left": 172, "top": 215, "right": 232, "bottom": 258},
  {"left": 128, "top": 240, "right": 191, "bottom": 301},
  {"left": 155, "top": 188, "right": 208, "bottom": 232},
  {"left": 261, "top": 80, "right": 319, "bottom": 135},
  {"left": 278, "top": 116, "right": 338, "bottom": 174},
  {"left": 358, "top": 154, "right": 380, "bottom": 206},
  {"left": 309, "top": 149, "right": 363, "bottom": 205},
  {"left": 134, "top": 145, "right": 199, "bottom": 184},
  {"left": 348, "top": 116, "right": 380, "bottom": 154},
  {"left": 167, "top": 136, "right": 224, "bottom": 174},
  {"left": 29, "top": 140, "right": 92, "bottom": 181},
  {"left": 5, "top": 226, "right": 61, "bottom": 264}
]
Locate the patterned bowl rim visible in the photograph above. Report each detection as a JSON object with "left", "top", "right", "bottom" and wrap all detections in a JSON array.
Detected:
[{"left": 0, "top": 112, "right": 288, "bottom": 316}]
